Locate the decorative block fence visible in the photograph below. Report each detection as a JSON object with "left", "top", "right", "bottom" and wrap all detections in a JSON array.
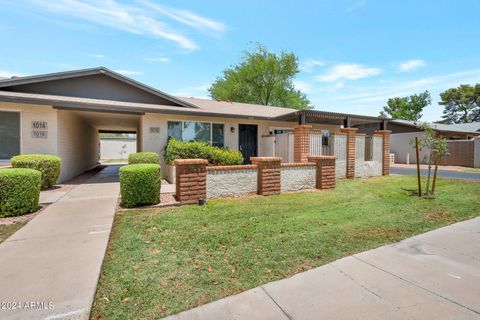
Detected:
[
  {"left": 174, "top": 156, "right": 336, "bottom": 203},
  {"left": 173, "top": 127, "right": 391, "bottom": 203},
  {"left": 285, "top": 126, "right": 391, "bottom": 179}
]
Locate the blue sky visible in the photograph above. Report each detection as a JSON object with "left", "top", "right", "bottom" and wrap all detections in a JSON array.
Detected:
[{"left": 1, "top": 0, "right": 479, "bottom": 121}]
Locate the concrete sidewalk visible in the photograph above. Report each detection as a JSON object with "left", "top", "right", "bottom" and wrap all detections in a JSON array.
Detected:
[
  {"left": 0, "top": 166, "right": 120, "bottom": 320},
  {"left": 166, "top": 217, "right": 480, "bottom": 320}
]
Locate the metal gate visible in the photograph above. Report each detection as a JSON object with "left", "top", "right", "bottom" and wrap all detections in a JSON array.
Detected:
[{"left": 275, "top": 133, "right": 291, "bottom": 162}]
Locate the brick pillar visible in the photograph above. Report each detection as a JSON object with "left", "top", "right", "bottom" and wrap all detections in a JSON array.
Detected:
[
  {"left": 294, "top": 125, "right": 312, "bottom": 162},
  {"left": 374, "top": 130, "right": 392, "bottom": 176},
  {"left": 340, "top": 128, "right": 358, "bottom": 179},
  {"left": 251, "top": 157, "right": 281, "bottom": 195},
  {"left": 174, "top": 159, "right": 208, "bottom": 203},
  {"left": 308, "top": 156, "right": 336, "bottom": 189}
]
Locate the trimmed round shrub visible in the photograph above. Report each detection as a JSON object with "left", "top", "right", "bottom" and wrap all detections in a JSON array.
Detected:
[
  {"left": 11, "top": 154, "right": 61, "bottom": 189},
  {"left": 128, "top": 152, "right": 160, "bottom": 165},
  {"left": 0, "top": 168, "right": 41, "bottom": 217},
  {"left": 120, "top": 164, "right": 161, "bottom": 208},
  {"left": 164, "top": 138, "right": 243, "bottom": 166}
]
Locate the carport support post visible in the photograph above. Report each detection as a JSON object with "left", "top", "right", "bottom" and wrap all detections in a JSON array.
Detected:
[
  {"left": 374, "top": 130, "right": 392, "bottom": 176},
  {"left": 293, "top": 125, "right": 312, "bottom": 162},
  {"left": 174, "top": 159, "right": 208, "bottom": 203},
  {"left": 340, "top": 127, "right": 358, "bottom": 179}
]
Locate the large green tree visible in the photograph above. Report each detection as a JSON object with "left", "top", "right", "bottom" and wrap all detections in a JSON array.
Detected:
[
  {"left": 208, "top": 45, "right": 311, "bottom": 109},
  {"left": 380, "top": 91, "right": 431, "bottom": 122},
  {"left": 439, "top": 84, "right": 480, "bottom": 123}
]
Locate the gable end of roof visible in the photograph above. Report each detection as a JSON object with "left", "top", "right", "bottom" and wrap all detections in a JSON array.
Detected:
[{"left": 0, "top": 67, "right": 199, "bottom": 109}]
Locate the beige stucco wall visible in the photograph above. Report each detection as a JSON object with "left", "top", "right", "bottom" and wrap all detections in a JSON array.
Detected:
[
  {"left": 0, "top": 102, "right": 58, "bottom": 156},
  {"left": 0, "top": 102, "right": 99, "bottom": 182},
  {"left": 391, "top": 132, "right": 428, "bottom": 164},
  {"left": 57, "top": 110, "right": 99, "bottom": 182},
  {"left": 141, "top": 112, "right": 340, "bottom": 171}
]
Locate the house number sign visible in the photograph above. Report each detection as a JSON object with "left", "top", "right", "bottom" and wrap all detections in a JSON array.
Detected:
[
  {"left": 32, "top": 121, "right": 48, "bottom": 139},
  {"left": 150, "top": 127, "right": 160, "bottom": 134},
  {"left": 32, "top": 121, "right": 48, "bottom": 129}
]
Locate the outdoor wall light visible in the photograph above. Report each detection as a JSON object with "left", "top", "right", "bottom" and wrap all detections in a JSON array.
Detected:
[{"left": 230, "top": 126, "right": 235, "bottom": 133}]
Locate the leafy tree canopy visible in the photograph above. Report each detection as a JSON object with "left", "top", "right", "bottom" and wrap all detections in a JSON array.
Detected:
[
  {"left": 208, "top": 44, "right": 311, "bottom": 110},
  {"left": 380, "top": 91, "right": 431, "bottom": 122},
  {"left": 439, "top": 84, "right": 480, "bottom": 123}
]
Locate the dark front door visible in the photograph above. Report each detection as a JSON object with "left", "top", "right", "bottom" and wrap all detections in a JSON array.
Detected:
[{"left": 238, "top": 124, "right": 258, "bottom": 164}]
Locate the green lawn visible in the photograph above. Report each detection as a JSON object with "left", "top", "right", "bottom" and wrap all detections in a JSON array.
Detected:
[
  {"left": 0, "top": 222, "right": 26, "bottom": 244},
  {"left": 91, "top": 176, "right": 480, "bottom": 320}
]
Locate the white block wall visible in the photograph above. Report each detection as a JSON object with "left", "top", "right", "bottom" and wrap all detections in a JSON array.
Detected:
[
  {"left": 354, "top": 135, "right": 383, "bottom": 178},
  {"left": 206, "top": 168, "right": 257, "bottom": 199},
  {"left": 355, "top": 136, "right": 365, "bottom": 177},
  {"left": 333, "top": 135, "right": 347, "bottom": 178},
  {"left": 280, "top": 166, "right": 316, "bottom": 192}
]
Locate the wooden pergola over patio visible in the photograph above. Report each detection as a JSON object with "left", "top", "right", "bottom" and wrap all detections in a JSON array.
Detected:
[{"left": 273, "top": 109, "right": 388, "bottom": 130}]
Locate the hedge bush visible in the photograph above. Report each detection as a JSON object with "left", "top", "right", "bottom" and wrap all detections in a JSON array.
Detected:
[
  {"left": 11, "top": 154, "right": 61, "bottom": 189},
  {"left": 128, "top": 152, "right": 160, "bottom": 165},
  {"left": 164, "top": 139, "right": 243, "bottom": 166},
  {"left": 120, "top": 164, "right": 161, "bottom": 208},
  {"left": 0, "top": 168, "right": 41, "bottom": 217}
]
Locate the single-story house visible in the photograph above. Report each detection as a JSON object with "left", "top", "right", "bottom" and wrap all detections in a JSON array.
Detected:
[
  {"left": 0, "top": 67, "right": 387, "bottom": 182},
  {"left": 356, "top": 119, "right": 480, "bottom": 167}
]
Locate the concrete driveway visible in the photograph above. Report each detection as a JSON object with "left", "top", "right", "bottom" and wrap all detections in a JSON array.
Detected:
[
  {"left": 0, "top": 166, "right": 120, "bottom": 320},
  {"left": 165, "top": 217, "right": 480, "bottom": 320},
  {"left": 391, "top": 166, "right": 480, "bottom": 180}
]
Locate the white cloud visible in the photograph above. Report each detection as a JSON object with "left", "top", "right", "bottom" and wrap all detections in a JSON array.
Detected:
[
  {"left": 316, "top": 63, "right": 382, "bottom": 82},
  {"left": 145, "top": 57, "right": 171, "bottom": 63},
  {"left": 293, "top": 80, "right": 311, "bottom": 93},
  {"left": 0, "top": 70, "right": 25, "bottom": 78},
  {"left": 322, "top": 68, "right": 480, "bottom": 104},
  {"left": 31, "top": 0, "right": 226, "bottom": 50},
  {"left": 142, "top": 1, "right": 226, "bottom": 37},
  {"left": 114, "top": 70, "right": 144, "bottom": 76},
  {"left": 300, "top": 59, "right": 325, "bottom": 73},
  {"left": 398, "top": 59, "right": 426, "bottom": 72}
]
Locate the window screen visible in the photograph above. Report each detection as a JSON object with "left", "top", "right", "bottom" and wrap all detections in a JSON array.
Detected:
[{"left": 0, "top": 111, "right": 20, "bottom": 159}]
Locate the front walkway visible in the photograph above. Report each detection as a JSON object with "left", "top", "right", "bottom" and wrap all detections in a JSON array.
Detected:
[
  {"left": 0, "top": 166, "right": 120, "bottom": 320},
  {"left": 166, "top": 217, "right": 480, "bottom": 320}
]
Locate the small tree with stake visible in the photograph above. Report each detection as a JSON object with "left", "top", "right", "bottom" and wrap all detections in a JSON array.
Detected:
[{"left": 418, "top": 124, "right": 449, "bottom": 196}]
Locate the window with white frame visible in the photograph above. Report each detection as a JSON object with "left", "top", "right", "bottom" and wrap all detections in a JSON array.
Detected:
[{"left": 167, "top": 121, "right": 224, "bottom": 148}]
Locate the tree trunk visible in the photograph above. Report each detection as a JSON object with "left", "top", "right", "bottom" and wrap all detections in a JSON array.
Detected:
[
  {"left": 425, "top": 151, "right": 433, "bottom": 196},
  {"left": 432, "top": 160, "right": 439, "bottom": 195},
  {"left": 415, "top": 137, "right": 422, "bottom": 197}
]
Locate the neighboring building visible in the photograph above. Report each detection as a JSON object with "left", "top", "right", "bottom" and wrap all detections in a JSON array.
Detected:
[
  {"left": 357, "top": 119, "right": 480, "bottom": 166},
  {"left": 99, "top": 136, "right": 136, "bottom": 160},
  {"left": 0, "top": 67, "right": 386, "bottom": 182}
]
